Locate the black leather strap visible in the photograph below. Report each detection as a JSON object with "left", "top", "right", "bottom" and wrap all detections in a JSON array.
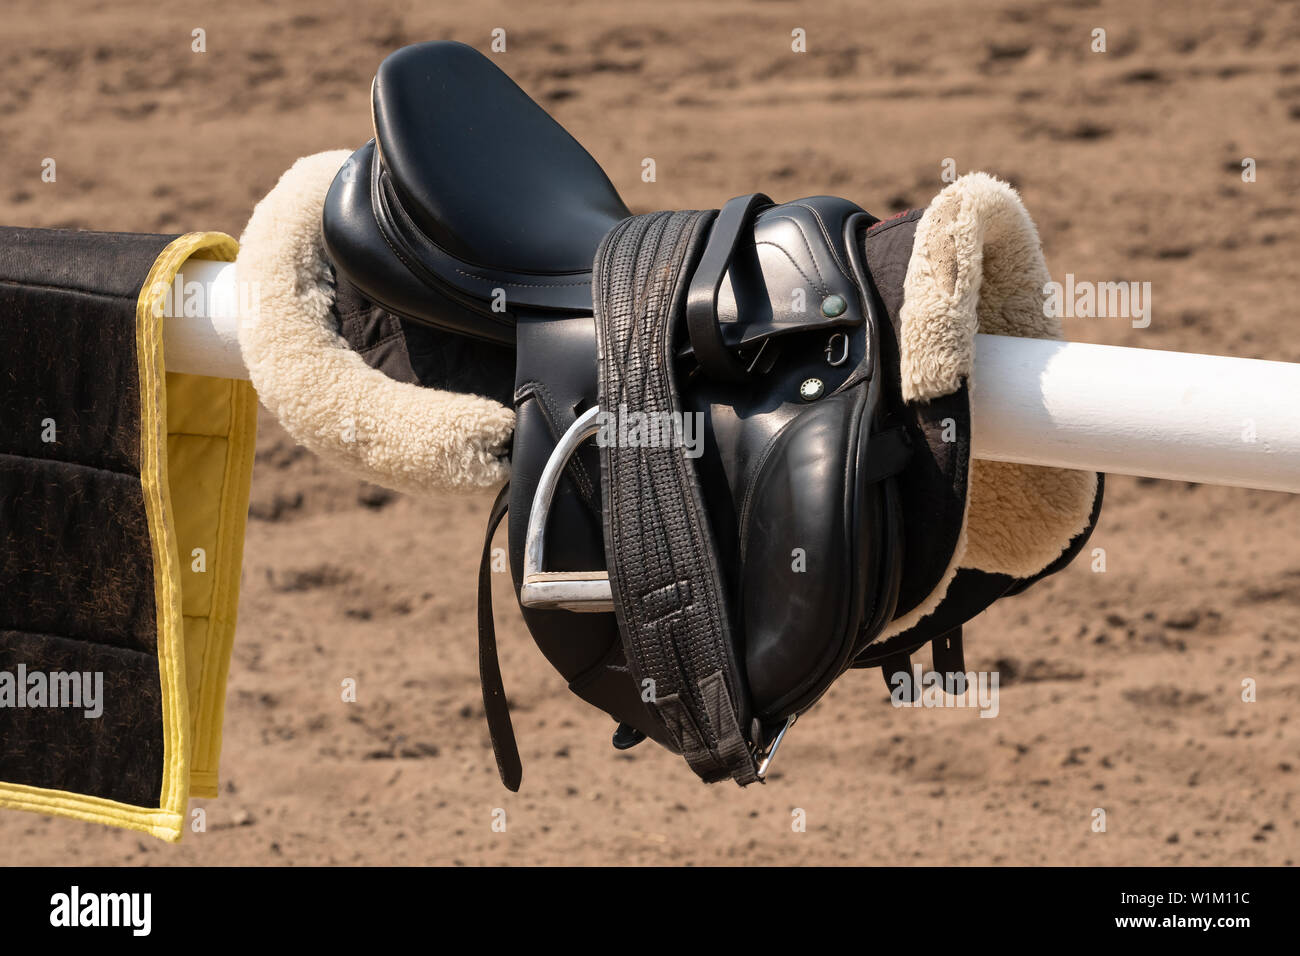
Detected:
[
  {"left": 685, "top": 193, "right": 772, "bottom": 383},
  {"left": 931, "top": 627, "right": 965, "bottom": 678},
  {"left": 594, "top": 209, "right": 760, "bottom": 786},
  {"left": 882, "top": 651, "right": 918, "bottom": 701},
  {"left": 478, "top": 483, "right": 522, "bottom": 791}
]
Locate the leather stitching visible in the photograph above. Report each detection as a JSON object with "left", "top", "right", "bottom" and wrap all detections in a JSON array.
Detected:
[
  {"left": 791, "top": 201, "right": 853, "bottom": 279},
  {"left": 752, "top": 240, "right": 826, "bottom": 294},
  {"left": 451, "top": 268, "right": 592, "bottom": 289}
]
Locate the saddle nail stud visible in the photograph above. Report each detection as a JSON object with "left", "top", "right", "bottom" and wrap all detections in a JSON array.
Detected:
[
  {"left": 799, "top": 378, "right": 825, "bottom": 401},
  {"left": 821, "top": 294, "right": 848, "bottom": 317}
]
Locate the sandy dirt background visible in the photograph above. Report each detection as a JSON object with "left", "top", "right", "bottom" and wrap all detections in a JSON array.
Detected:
[{"left": 0, "top": 0, "right": 1297, "bottom": 866}]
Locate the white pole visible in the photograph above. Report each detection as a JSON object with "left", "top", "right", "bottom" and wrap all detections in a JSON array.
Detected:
[
  {"left": 165, "top": 257, "right": 1300, "bottom": 493},
  {"left": 971, "top": 335, "right": 1300, "bottom": 494},
  {"left": 161, "top": 258, "right": 248, "bottom": 380}
]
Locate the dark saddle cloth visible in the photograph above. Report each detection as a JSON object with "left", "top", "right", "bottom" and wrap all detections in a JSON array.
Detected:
[{"left": 323, "top": 42, "right": 1103, "bottom": 789}]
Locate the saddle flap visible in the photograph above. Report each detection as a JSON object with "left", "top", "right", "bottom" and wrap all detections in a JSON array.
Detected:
[{"left": 739, "top": 390, "right": 879, "bottom": 717}]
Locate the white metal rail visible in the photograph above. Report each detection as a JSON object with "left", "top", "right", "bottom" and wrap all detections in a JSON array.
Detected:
[{"left": 164, "top": 259, "right": 1300, "bottom": 494}]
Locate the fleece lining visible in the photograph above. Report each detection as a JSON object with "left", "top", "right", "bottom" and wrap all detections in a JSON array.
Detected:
[
  {"left": 235, "top": 151, "right": 514, "bottom": 496},
  {"left": 882, "top": 173, "right": 1099, "bottom": 635}
]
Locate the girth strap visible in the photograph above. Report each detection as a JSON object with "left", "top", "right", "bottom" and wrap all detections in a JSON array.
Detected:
[
  {"left": 593, "top": 209, "right": 760, "bottom": 786},
  {"left": 477, "top": 483, "right": 522, "bottom": 791}
]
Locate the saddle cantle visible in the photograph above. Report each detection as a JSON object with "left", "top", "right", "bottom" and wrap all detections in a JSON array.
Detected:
[{"left": 321, "top": 42, "right": 1104, "bottom": 790}]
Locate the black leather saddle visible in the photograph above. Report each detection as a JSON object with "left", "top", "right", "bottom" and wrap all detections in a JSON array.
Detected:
[{"left": 322, "top": 42, "right": 1103, "bottom": 790}]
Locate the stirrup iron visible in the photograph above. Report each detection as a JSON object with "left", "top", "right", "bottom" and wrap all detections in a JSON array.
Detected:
[{"left": 519, "top": 405, "right": 613, "bottom": 611}]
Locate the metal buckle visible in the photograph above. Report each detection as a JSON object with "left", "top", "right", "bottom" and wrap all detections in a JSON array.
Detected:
[
  {"left": 754, "top": 715, "right": 796, "bottom": 780},
  {"left": 825, "top": 332, "right": 850, "bottom": 367},
  {"left": 519, "top": 406, "right": 614, "bottom": 612}
]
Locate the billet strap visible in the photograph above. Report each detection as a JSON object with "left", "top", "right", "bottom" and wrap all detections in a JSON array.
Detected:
[
  {"left": 593, "top": 210, "right": 760, "bottom": 786},
  {"left": 478, "top": 483, "right": 522, "bottom": 791},
  {"left": 685, "top": 193, "right": 773, "bottom": 383},
  {"left": 881, "top": 651, "right": 918, "bottom": 701},
  {"left": 931, "top": 627, "right": 966, "bottom": 678}
]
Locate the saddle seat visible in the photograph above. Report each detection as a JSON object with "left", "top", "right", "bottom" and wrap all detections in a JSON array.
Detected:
[
  {"left": 324, "top": 42, "right": 876, "bottom": 357},
  {"left": 323, "top": 42, "right": 631, "bottom": 344}
]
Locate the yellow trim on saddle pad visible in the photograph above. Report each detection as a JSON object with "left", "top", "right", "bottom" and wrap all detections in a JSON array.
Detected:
[{"left": 0, "top": 232, "right": 257, "bottom": 841}]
